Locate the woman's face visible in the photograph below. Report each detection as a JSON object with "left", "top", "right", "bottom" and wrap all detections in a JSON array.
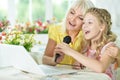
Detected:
[
  {"left": 82, "top": 13, "right": 102, "bottom": 40},
  {"left": 66, "top": 7, "right": 84, "bottom": 32}
]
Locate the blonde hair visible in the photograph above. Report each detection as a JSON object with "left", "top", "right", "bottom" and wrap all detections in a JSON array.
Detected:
[
  {"left": 62, "top": 0, "right": 94, "bottom": 31},
  {"left": 83, "top": 7, "right": 117, "bottom": 56}
]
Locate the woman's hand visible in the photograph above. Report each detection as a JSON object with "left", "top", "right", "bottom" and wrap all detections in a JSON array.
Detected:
[
  {"left": 54, "top": 52, "right": 64, "bottom": 63},
  {"left": 106, "top": 44, "right": 120, "bottom": 59},
  {"left": 105, "top": 43, "right": 120, "bottom": 67}
]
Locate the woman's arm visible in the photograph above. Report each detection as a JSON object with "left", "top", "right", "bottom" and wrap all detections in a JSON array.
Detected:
[
  {"left": 55, "top": 43, "right": 116, "bottom": 72},
  {"left": 105, "top": 44, "right": 120, "bottom": 67},
  {"left": 42, "top": 38, "right": 65, "bottom": 66},
  {"left": 42, "top": 38, "right": 57, "bottom": 66}
]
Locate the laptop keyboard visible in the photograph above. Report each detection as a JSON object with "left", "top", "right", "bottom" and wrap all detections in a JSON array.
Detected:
[
  {"left": 38, "top": 65, "right": 77, "bottom": 76},
  {"left": 39, "top": 65, "right": 60, "bottom": 75}
]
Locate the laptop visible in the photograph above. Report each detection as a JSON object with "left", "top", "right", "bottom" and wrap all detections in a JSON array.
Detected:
[{"left": 0, "top": 44, "right": 78, "bottom": 76}]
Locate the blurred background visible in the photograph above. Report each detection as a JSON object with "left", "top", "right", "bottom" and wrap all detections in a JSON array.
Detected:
[
  {"left": 0, "top": 0, "right": 69, "bottom": 25},
  {"left": 0, "top": 0, "right": 120, "bottom": 52},
  {"left": 0, "top": 0, "right": 120, "bottom": 27}
]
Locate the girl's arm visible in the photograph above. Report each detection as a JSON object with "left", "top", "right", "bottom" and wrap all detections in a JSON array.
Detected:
[{"left": 55, "top": 43, "right": 117, "bottom": 72}]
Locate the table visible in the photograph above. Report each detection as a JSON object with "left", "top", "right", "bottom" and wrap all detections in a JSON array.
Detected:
[
  {"left": 0, "top": 66, "right": 112, "bottom": 80},
  {"left": 0, "top": 44, "right": 119, "bottom": 80},
  {"left": 29, "top": 52, "right": 120, "bottom": 80}
]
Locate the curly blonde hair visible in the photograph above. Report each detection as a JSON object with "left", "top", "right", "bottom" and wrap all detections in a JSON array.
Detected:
[{"left": 82, "top": 7, "right": 117, "bottom": 56}]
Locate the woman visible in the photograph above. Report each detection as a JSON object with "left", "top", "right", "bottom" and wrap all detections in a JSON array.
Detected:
[
  {"left": 55, "top": 7, "right": 120, "bottom": 80},
  {"left": 42, "top": 0, "right": 94, "bottom": 68}
]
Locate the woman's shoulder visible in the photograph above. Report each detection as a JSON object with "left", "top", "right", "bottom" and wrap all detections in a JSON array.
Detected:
[
  {"left": 48, "top": 22, "right": 65, "bottom": 35},
  {"left": 48, "top": 22, "right": 65, "bottom": 38},
  {"left": 48, "top": 23, "right": 62, "bottom": 30}
]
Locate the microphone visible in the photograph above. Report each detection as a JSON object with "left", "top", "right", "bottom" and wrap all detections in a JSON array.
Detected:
[
  {"left": 55, "top": 36, "right": 71, "bottom": 63},
  {"left": 63, "top": 36, "right": 71, "bottom": 44}
]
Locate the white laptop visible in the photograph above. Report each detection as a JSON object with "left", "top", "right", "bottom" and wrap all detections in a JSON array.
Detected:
[{"left": 0, "top": 44, "right": 78, "bottom": 76}]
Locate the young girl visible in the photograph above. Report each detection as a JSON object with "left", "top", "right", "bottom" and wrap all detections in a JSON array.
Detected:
[{"left": 55, "top": 7, "right": 120, "bottom": 80}]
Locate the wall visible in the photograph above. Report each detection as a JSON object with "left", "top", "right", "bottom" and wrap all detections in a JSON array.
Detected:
[
  {"left": 93, "top": 0, "right": 120, "bottom": 27},
  {"left": 92, "top": 0, "right": 120, "bottom": 38}
]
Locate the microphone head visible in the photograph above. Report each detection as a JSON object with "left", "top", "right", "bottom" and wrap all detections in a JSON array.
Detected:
[
  {"left": 55, "top": 36, "right": 71, "bottom": 63},
  {"left": 63, "top": 36, "right": 71, "bottom": 44}
]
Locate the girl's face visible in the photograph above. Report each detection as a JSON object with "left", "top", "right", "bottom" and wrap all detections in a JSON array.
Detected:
[
  {"left": 82, "top": 13, "right": 103, "bottom": 40},
  {"left": 66, "top": 7, "right": 84, "bottom": 32}
]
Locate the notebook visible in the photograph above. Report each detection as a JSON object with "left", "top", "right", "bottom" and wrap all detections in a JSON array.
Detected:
[{"left": 0, "top": 44, "right": 78, "bottom": 76}]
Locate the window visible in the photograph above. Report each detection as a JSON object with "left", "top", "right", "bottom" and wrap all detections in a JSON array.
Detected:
[
  {"left": 52, "top": 0, "right": 68, "bottom": 22},
  {"left": 0, "top": 0, "right": 8, "bottom": 19},
  {"left": 0, "top": 0, "right": 69, "bottom": 23},
  {"left": 16, "top": 0, "right": 45, "bottom": 22}
]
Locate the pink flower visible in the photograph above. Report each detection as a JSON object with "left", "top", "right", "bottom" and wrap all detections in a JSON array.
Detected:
[
  {"left": 36, "top": 20, "right": 42, "bottom": 26},
  {"left": 0, "top": 21, "right": 3, "bottom": 27}
]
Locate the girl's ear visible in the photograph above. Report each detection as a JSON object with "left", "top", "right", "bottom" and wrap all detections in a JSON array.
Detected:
[
  {"left": 100, "top": 24, "right": 106, "bottom": 32},
  {"left": 100, "top": 29, "right": 103, "bottom": 32}
]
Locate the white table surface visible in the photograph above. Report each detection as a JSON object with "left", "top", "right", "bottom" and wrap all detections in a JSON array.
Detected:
[
  {"left": 0, "top": 38, "right": 119, "bottom": 80},
  {"left": 0, "top": 66, "right": 112, "bottom": 80}
]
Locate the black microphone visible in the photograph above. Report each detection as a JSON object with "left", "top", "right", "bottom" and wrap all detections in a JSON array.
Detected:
[
  {"left": 63, "top": 36, "right": 71, "bottom": 44},
  {"left": 55, "top": 36, "right": 71, "bottom": 63}
]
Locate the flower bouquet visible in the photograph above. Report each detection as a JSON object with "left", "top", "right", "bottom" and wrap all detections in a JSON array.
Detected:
[
  {"left": 2, "top": 30, "right": 36, "bottom": 52},
  {"left": 19, "top": 20, "right": 48, "bottom": 34},
  {"left": 0, "top": 17, "right": 10, "bottom": 32}
]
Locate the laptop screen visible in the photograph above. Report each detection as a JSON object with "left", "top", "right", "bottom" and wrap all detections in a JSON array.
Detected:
[{"left": 0, "top": 44, "right": 78, "bottom": 76}]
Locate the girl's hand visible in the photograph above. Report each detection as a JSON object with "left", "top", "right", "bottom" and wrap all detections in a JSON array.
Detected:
[
  {"left": 72, "top": 61, "right": 85, "bottom": 70},
  {"left": 54, "top": 43, "right": 74, "bottom": 56}
]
